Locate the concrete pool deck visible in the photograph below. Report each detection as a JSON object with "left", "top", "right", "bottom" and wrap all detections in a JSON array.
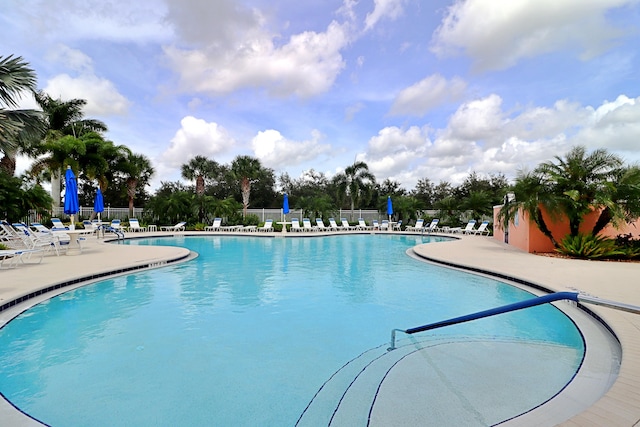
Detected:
[{"left": 1, "top": 230, "right": 639, "bottom": 425}]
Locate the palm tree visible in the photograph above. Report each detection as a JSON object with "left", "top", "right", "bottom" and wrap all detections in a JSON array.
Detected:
[
  {"left": 536, "top": 146, "right": 623, "bottom": 236},
  {"left": 0, "top": 55, "right": 46, "bottom": 175},
  {"left": 34, "top": 92, "right": 107, "bottom": 206},
  {"left": 230, "top": 155, "right": 264, "bottom": 217},
  {"left": 120, "top": 153, "right": 154, "bottom": 216},
  {"left": 334, "top": 161, "right": 376, "bottom": 216},
  {"left": 498, "top": 171, "right": 561, "bottom": 247},
  {"left": 79, "top": 133, "right": 131, "bottom": 192},
  {"left": 460, "top": 190, "right": 493, "bottom": 221},
  {"left": 499, "top": 146, "right": 637, "bottom": 248},
  {"left": 181, "top": 155, "right": 220, "bottom": 196},
  {"left": 592, "top": 165, "right": 640, "bottom": 235}
]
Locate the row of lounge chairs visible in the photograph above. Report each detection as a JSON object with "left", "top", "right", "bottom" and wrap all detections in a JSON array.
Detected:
[
  {"left": 405, "top": 218, "right": 491, "bottom": 235},
  {"left": 1, "top": 220, "right": 64, "bottom": 267}
]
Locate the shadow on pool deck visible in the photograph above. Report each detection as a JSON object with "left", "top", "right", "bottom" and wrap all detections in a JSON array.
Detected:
[{"left": 1, "top": 231, "right": 639, "bottom": 426}]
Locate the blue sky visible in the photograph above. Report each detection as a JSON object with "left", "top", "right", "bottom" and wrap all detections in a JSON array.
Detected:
[{"left": 3, "top": 0, "right": 640, "bottom": 191}]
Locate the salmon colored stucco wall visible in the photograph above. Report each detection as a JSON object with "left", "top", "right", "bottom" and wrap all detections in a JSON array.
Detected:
[{"left": 492, "top": 205, "right": 640, "bottom": 253}]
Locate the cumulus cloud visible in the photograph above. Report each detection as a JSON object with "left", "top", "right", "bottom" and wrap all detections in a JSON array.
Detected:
[
  {"left": 251, "top": 129, "right": 331, "bottom": 170},
  {"left": 364, "top": 0, "right": 407, "bottom": 31},
  {"left": 431, "top": 0, "right": 634, "bottom": 71},
  {"left": 45, "top": 74, "right": 130, "bottom": 116},
  {"left": 574, "top": 95, "right": 640, "bottom": 154},
  {"left": 160, "top": 116, "right": 236, "bottom": 168},
  {"left": 389, "top": 74, "right": 467, "bottom": 116},
  {"left": 164, "top": 19, "right": 349, "bottom": 98},
  {"left": 361, "top": 93, "right": 640, "bottom": 188},
  {"left": 446, "top": 94, "right": 505, "bottom": 142},
  {"left": 357, "top": 125, "right": 430, "bottom": 179},
  {"left": 43, "top": 45, "right": 130, "bottom": 116}
]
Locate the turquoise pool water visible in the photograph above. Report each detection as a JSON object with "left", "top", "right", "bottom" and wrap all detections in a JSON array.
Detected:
[{"left": 0, "top": 235, "right": 584, "bottom": 426}]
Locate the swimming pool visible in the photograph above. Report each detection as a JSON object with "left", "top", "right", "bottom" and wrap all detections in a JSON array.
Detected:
[{"left": 0, "top": 235, "right": 591, "bottom": 426}]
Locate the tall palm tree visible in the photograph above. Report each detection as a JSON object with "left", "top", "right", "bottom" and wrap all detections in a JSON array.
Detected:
[
  {"left": 181, "top": 155, "right": 220, "bottom": 196},
  {"left": 120, "top": 153, "right": 154, "bottom": 216},
  {"left": 34, "top": 92, "right": 107, "bottom": 206},
  {"left": 230, "top": 155, "right": 264, "bottom": 218},
  {"left": 79, "top": 133, "right": 130, "bottom": 192},
  {"left": 335, "top": 161, "right": 376, "bottom": 216},
  {"left": 0, "top": 55, "right": 46, "bottom": 175}
]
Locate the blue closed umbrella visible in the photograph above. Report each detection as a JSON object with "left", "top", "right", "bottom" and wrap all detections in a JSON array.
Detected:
[
  {"left": 283, "top": 193, "right": 290, "bottom": 215},
  {"left": 387, "top": 196, "right": 393, "bottom": 221},
  {"left": 94, "top": 188, "right": 104, "bottom": 221},
  {"left": 64, "top": 165, "right": 79, "bottom": 226}
]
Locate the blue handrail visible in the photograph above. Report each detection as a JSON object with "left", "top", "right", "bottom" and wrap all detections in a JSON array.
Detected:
[{"left": 388, "top": 292, "right": 580, "bottom": 351}]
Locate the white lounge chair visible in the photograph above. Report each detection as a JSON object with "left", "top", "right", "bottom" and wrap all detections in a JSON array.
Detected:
[
  {"left": 127, "top": 218, "right": 147, "bottom": 232},
  {"left": 425, "top": 219, "right": 439, "bottom": 232},
  {"left": 11, "top": 222, "right": 62, "bottom": 255},
  {"left": 356, "top": 218, "right": 370, "bottom": 230},
  {"left": 450, "top": 220, "right": 477, "bottom": 234},
  {"left": 302, "top": 218, "right": 315, "bottom": 232},
  {"left": 290, "top": 218, "right": 304, "bottom": 232},
  {"left": 470, "top": 220, "right": 491, "bottom": 236},
  {"left": 405, "top": 219, "right": 424, "bottom": 232},
  {"left": 328, "top": 218, "right": 340, "bottom": 231},
  {"left": 372, "top": 220, "right": 380, "bottom": 230},
  {"left": 462, "top": 220, "right": 478, "bottom": 234},
  {"left": 0, "top": 248, "right": 44, "bottom": 268},
  {"left": 205, "top": 218, "right": 222, "bottom": 231},
  {"left": 257, "top": 219, "right": 274, "bottom": 232},
  {"left": 161, "top": 222, "right": 187, "bottom": 232},
  {"left": 393, "top": 220, "right": 402, "bottom": 231},
  {"left": 380, "top": 220, "right": 389, "bottom": 231},
  {"left": 341, "top": 218, "right": 355, "bottom": 231},
  {"left": 315, "top": 218, "right": 327, "bottom": 231},
  {"left": 50, "top": 218, "right": 68, "bottom": 231}
]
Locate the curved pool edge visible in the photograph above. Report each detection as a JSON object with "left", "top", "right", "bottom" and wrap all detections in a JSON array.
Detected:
[
  {"left": 1, "top": 232, "right": 638, "bottom": 426},
  {"left": 412, "top": 236, "right": 640, "bottom": 426},
  {"left": 0, "top": 239, "right": 193, "bottom": 426}
]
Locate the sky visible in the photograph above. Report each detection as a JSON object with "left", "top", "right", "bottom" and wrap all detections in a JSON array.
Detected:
[{"left": 3, "top": 0, "right": 640, "bottom": 192}]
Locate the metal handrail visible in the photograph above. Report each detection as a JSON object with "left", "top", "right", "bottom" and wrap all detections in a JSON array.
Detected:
[{"left": 388, "top": 292, "right": 640, "bottom": 351}]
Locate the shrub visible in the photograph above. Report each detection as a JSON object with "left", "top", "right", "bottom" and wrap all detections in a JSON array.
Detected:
[
  {"left": 615, "top": 233, "right": 640, "bottom": 260},
  {"left": 557, "top": 233, "right": 625, "bottom": 259},
  {"left": 242, "top": 214, "right": 260, "bottom": 226}
]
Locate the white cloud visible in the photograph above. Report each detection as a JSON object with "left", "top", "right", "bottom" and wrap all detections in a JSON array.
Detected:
[
  {"left": 45, "top": 74, "right": 130, "bottom": 116},
  {"left": 389, "top": 74, "right": 467, "bottom": 116},
  {"left": 160, "top": 116, "right": 236, "bottom": 168},
  {"left": 574, "top": 95, "right": 640, "bottom": 153},
  {"left": 431, "top": 0, "right": 635, "bottom": 71},
  {"left": 42, "top": 45, "right": 130, "bottom": 116},
  {"left": 447, "top": 94, "right": 505, "bottom": 142},
  {"left": 9, "top": 0, "right": 170, "bottom": 44},
  {"left": 251, "top": 129, "right": 331, "bottom": 170},
  {"left": 357, "top": 125, "right": 430, "bottom": 180},
  {"left": 364, "top": 0, "right": 406, "bottom": 31},
  {"left": 164, "top": 20, "right": 349, "bottom": 98},
  {"left": 360, "top": 92, "right": 640, "bottom": 188}
]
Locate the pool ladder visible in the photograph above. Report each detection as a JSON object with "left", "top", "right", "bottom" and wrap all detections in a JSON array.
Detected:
[{"left": 388, "top": 291, "right": 640, "bottom": 351}]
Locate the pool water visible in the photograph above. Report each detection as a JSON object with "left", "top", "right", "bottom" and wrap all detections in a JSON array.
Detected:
[{"left": 0, "top": 235, "right": 585, "bottom": 426}]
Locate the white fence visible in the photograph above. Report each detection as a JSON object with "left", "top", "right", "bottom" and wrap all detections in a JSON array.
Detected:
[{"left": 245, "top": 209, "right": 384, "bottom": 222}]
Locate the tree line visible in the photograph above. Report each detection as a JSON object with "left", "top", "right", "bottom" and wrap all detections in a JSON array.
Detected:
[{"left": 4, "top": 54, "right": 640, "bottom": 260}]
